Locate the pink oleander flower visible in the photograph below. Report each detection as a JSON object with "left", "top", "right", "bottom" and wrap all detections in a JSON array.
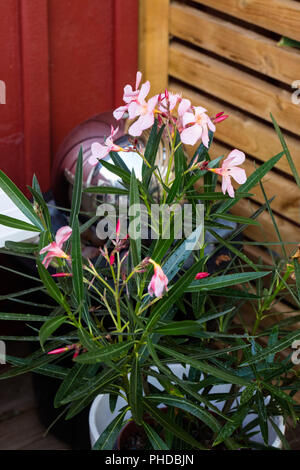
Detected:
[
  {"left": 39, "top": 226, "right": 72, "bottom": 269},
  {"left": 88, "top": 126, "right": 127, "bottom": 166},
  {"left": 148, "top": 259, "right": 169, "bottom": 298},
  {"left": 195, "top": 272, "right": 210, "bottom": 280},
  {"left": 127, "top": 81, "right": 158, "bottom": 136},
  {"left": 180, "top": 106, "right": 216, "bottom": 147},
  {"left": 209, "top": 149, "right": 247, "bottom": 198},
  {"left": 113, "top": 71, "right": 142, "bottom": 120},
  {"left": 159, "top": 90, "right": 181, "bottom": 114}
]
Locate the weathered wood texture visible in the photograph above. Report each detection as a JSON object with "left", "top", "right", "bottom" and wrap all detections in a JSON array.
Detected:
[
  {"left": 139, "top": 0, "right": 300, "bottom": 257},
  {"left": 139, "top": 0, "right": 170, "bottom": 95}
]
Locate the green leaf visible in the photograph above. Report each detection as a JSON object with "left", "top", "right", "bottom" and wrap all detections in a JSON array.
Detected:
[
  {"left": 207, "top": 287, "right": 261, "bottom": 299},
  {"left": 143, "top": 400, "right": 206, "bottom": 449},
  {"left": 188, "top": 192, "right": 237, "bottom": 200},
  {"left": 210, "top": 213, "right": 260, "bottom": 226},
  {"left": 0, "top": 351, "right": 58, "bottom": 379},
  {"left": 71, "top": 217, "right": 84, "bottom": 308},
  {"left": 142, "top": 120, "right": 165, "bottom": 188},
  {"left": 69, "top": 147, "right": 83, "bottom": 228},
  {"left": 174, "top": 131, "right": 187, "bottom": 179},
  {"left": 240, "top": 384, "right": 256, "bottom": 405},
  {"left": 153, "top": 320, "right": 204, "bottom": 336},
  {"left": 269, "top": 417, "right": 291, "bottom": 450},
  {"left": 39, "top": 315, "right": 68, "bottom": 349},
  {"left": 240, "top": 329, "right": 300, "bottom": 366},
  {"left": 83, "top": 186, "right": 129, "bottom": 195},
  {"left": 261, "top": 381, "right": 296, "bottom": 405},
  {"left": 54, "top": 363, "right": 87, "bottom": 408},
  {"left": 36, "top": 259, "right": 71, "bottom": 314},
  {"left": 0, "top": 312, "right": 48, "bottom": 321},
  {"left": 129, "top": 354, "right": 143, "bottom": 425},
  {"left": 0, "top": 213, "right": 41, "bottom": 232},
  {"left": 154, "top": 344, "right": 250, "bottom": 386},
  {"left": 187, "top": 271, "right": 270, "bottom": 292},
  {"left": 208, "top": 228, "right": 259, "bottom": 271},
  {"left": 100, "top": 159, "right": 131, "bottom": 185},
  {"left": 293, "top": 258, "right": 300, "bottom": 302},
  {"left": 74, "top": 341, "right": 135, "bottom": 364},
  {"left": 0, "top": 169, "right": 44, "bottom": 230},
  {"left": 27, "top": 186, "right": 51, "bottom": 230},
  {"left": 145, "top": 395, "right": 221, "bottom": 433},
  {"left": 161, "top": 224, "right": 204, "bottom": 282},
  {"left": 142, "top": 421, "right": 169, "bottom": 450},
  {"left": 213, "top": 405, "right": 249, "bottom": 446},
  {"left": 129, "top": 169, "right": 141, "bottom": 267},
  {"left": 5, "top": 240, "right": 39, "bottom": 253},
  {"left": 270, "top": 113, "right": 300, "bottom": 188},
  {"left": 109, "top": 150, "right": 131, "bottom": 173},
  {"left": 278, "top": 36, "right": 300, "bottom": 49},
  {"left": 92, "top": 409, "right": 127, "bottom": 450},
  {"left": 256, "top": 391, "right": 268, "bottom": 445},
  {"left": 61, "top": 367, "right": 120, "bottom": 404}
]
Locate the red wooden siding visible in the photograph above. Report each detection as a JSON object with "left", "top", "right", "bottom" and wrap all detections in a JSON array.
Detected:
[{"left": 0, "top": 0, "right": 138, "bottom": 194}]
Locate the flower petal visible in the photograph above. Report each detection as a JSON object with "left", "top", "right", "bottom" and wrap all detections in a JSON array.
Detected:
[
  {"left": 229, "top": 166, "right": 247, "bottom": 184},
  {"left": 138, "top": 81, "right": 150, "bottom": 103},
  {"left": 55, "top": 226, "right": 72, "bottom": 248},
  {"left": 178, "top": 98, "right": 191, "bottom": 116},
  {"left": 182, "top": 111, "right": 195, "bottom": 128},
  {"left": 223, "top": 149, "right": 245, "bottom": 169},
  {"left": 180, "top": 124, "right": 202, "bottom": 146},
  {"left": 113, "top": 105, "right": 128, "bottom": 120}
]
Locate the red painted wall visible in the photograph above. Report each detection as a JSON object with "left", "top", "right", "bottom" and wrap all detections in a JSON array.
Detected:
[{"left": 0, "top": 0, "right": 138, "bottom": 194}]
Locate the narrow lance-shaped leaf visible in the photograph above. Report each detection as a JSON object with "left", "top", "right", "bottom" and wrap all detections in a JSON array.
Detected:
[
  {"left": 69, "top": 147, "right": 83, "bottom": 228},
  {"left": 39, "top": 315, "right": 68, "bottom": 349},
  {"left": 72, "top": 216, "right": 84, "bottom": 308},
  {"left": 0, "top": 169, "right": 44, "bottom": 230},
  {"left": 186, "top": 271, "right": 270, "bottom": 293},
  {"left": 129, "top": 169, "right": 141, "bottom": 267},
  {"left": 0, "top": 214, "right": 41, "bottom": 232},
  {"left": 36, "top": 259, "right": 71, "bottom": 315},
  {"left": 92, "top": 408, "right": 127, "bottom": 450},
  {"left": 74, "top": 341, "right": 135, "bottom": 364},
  {"left": 129, "top": 353, "right": 143, "bottom": 425}
]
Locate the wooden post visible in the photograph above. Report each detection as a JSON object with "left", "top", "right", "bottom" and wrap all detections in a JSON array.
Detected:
[{"left": 138, "top": 0, "right": 170, "bottom": 95}]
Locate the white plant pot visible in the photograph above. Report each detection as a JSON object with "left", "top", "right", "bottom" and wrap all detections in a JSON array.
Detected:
[{"left": 89, "top": 364, "right": 285, "bottom": 449}]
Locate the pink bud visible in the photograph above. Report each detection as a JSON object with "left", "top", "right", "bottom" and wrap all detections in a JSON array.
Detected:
[
  {"left": 109, "top": 253, "right": 115, "bottom": 265},
  {"left": 213, "top": 112, "right": 229, "bottom": 124},
  {"left": 51, "top": 273, "right": 73, "bottom": 278},
  {"left": 195, "top": 272, "right": 210, "bottom": 280},
  {"left": 116, "top": 219, "right": 121, "bottom": 238},
  {"left": 47, "top": 347, "right": 69, "bottom": 355}
]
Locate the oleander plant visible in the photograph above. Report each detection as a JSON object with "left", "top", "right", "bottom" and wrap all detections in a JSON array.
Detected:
[{"left": 1, "top": 72, "right": 300, "bottom": 450}]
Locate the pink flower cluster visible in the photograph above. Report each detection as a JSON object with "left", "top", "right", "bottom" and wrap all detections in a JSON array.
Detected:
[
  {"left": 88, "top": 71, "right": 230, "bottom": 167},
  {"left": 113, "top": 71, "right": 226, "bottom": 145}
]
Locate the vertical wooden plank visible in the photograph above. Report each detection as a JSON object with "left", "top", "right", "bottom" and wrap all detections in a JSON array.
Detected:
[
  {"left": 19, "top": 0, "right": 51, "bottom": 192},
  {"left": 114, "top": 0, "right": 139, "bottom": 108},
  {"left": 139, "top": 0, "right": 170, "bottom": 95},
  {"left": 0, "top": 0, "right": 24, "bottom": 191}
]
